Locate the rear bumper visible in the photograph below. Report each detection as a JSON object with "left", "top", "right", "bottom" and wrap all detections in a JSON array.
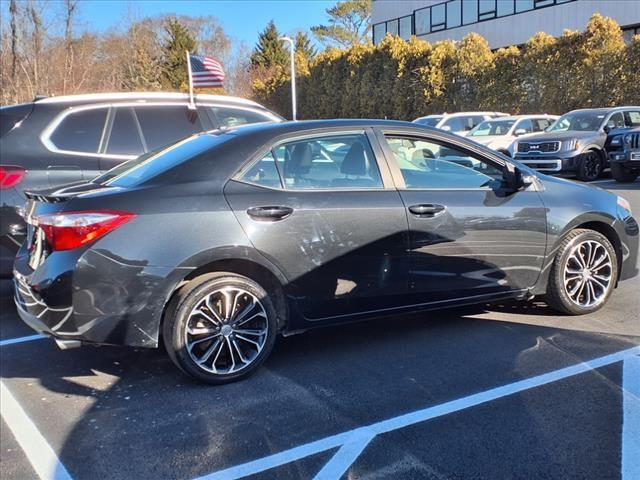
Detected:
[{"left": 13, "top": 246, "right": 182, "bottom": 348}]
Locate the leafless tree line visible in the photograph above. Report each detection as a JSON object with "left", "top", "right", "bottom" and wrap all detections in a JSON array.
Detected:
[{"left": 0, "top": 0, "right": 254, "bottom": 105}]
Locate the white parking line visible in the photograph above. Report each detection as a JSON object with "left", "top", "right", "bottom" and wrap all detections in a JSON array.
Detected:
[
  {"left": 196, "top": 346, "right": 640, "bottom": 480},
  {"left": 0, "top": 380, "right": 72, "bottom": 480},
  {"left": 0, "top": 334, "right": 45, "bottom": 347},
  {"left": 622, "top": 355, "right": 640, "bottom": 480}
]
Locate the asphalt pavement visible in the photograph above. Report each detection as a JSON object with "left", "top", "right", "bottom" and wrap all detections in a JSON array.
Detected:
[{"left": 1, "top": 178, "right": 639, "bottom": 480}]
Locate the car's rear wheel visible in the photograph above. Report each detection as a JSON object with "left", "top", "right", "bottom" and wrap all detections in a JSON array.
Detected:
[
  {"left": 576, "top": 150, "right": 604, "bottom": 182},
  {"left": 611, "top": 163, "right": 638, "bottom": 183},
  {"left": 545, "top": 229, "right": 618, "bottom": 315},
  {"left": 163, "top": 273, "right": 277, "bottom": 384}
]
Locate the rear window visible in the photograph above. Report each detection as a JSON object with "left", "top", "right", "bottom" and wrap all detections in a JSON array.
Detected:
[
  {"left": 49, "top": 108, "right": 108, "bottom": 153},
  {"left": 0, "top": 104, "right": 33, "bottom": 137},
  {"left": 209, "top": 106, "right": 275, "bottom": 128},
  {"left": 94, "top": 133, "right": 228, "bottom": 187}
]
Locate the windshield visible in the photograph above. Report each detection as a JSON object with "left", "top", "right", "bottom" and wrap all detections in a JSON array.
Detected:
[
  {"left": 415, "top": 116, "right": 442, "bottom": 127},
  {"left": 93, "top": 133, "right": 227, "bottom": 187},
  {"left": 469, "top": 119, "right": 516, "bottom": 137},
  {"left": 547, "top": 111, "right": 605, "bottom": 132}
]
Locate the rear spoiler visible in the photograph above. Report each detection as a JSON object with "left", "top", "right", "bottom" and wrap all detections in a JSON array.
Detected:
[{"left": 24, "top": 190, "right": 66, "bottom": 203}]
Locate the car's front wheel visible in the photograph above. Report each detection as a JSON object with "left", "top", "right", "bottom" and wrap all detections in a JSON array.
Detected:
[
  {"left": 163, "top": 273, "right": 278, "bottom": 384},
  {"left": 576, "top": 150, "right": 604, "bottom": 182},
  {"left": 545, "top": 229, "right": 618, "bottom": 315},
  {"left": 611, "top": 162, "right": 638, "bottom": 183}
]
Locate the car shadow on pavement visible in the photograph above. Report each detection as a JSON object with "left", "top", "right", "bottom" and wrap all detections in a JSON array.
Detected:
[{"left": 2, "top": 297, "right": 638, "bottom": 480}]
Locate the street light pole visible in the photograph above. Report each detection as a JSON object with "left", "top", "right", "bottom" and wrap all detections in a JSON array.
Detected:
[{"left": 279, "top": 36, "right": 296, "bottom": 121}]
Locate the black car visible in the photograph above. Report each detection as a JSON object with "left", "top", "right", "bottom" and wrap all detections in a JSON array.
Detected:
[
  {"left": 511, "top": 106, "right": 640, "bottom": 181},
  {"left": 608, "top": 127, "right": 640, "bottom": 182},
  {"left": 0, "top": 92, "right": 282, "bottom": 277},
  {"left": 14, "top": 120, "right": 638, "bottom": 384}
]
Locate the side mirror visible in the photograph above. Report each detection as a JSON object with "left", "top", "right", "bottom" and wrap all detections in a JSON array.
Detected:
[
  {"left": 502, "top": 164, "right": 532, "bottom": 194},
  {"left": 440, "top": 125, "right": 452, "bottom": 132},
  {"left": 604, "top": 121, "right": 615, "bottom": 133},
  {"left": 514, "top": 128, "right": 527, "bottom": 136}
]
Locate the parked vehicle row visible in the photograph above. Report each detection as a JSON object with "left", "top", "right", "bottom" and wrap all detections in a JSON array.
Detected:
[
  {"left": 0, "top": 92, "right": 283, "bottom": 278},
  {"left": 414, "top": 106, "right": 640, "bottom": 182},
  {"left": 12, "top": 119, "right": 639, "bottom": 384},
  {"left": 413, "top": 111, "right": 508, "bottom": 134}
]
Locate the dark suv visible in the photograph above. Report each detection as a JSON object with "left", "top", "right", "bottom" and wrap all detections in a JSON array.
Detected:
[
  {"left": 0, "top": 92, "right": 282, "bottom": 276},
  {"left": 608, "top": 127, "right": 640, "bottom": 182},
  {"left": 511, "top": 106, "right": 640, "bottom": 181}
]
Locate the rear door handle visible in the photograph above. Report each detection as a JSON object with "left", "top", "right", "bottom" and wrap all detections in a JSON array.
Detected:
[
  {"left": 408, "top": 204, "right": 446, "bottom": 217},
  {"left": 246, "top": 206, "right": 293, "bottom": 221}
]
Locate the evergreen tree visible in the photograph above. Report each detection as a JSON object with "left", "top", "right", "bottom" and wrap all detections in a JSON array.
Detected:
[
  {"left": 160, "top": 18, "right": 197, "bottom": 90},
  {"left": 295, "top": 31, "right": 317, "bottom": 61},
  {"left": 311, "top": 0, "right": 371, "bottom": 48},
  {"left": 250, "top": 20, "right": 288, "bottom": 69},
  {"left": 123, "top": 45, "right": 161, "bottom": 90}
]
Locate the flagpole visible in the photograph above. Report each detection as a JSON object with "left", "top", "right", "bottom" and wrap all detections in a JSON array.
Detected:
[
  {"left": 186, "top": 50, "right": 195, "bottom": 110},
  {"left": 278, "top": 36, "right": 296, "bottom": 121}
]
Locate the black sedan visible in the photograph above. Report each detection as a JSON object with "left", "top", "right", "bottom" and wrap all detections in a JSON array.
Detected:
[{"left": 13, "top": 120, "right": 639, "bottom": 384}]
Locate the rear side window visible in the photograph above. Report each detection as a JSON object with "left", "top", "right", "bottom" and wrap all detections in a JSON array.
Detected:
[
  {"left": 106, "top": 108, "right": 144, "bottom": 156},
  {"left": 134, "top": 106, "right": 202, "bottom": 151},
  {"left": 240, "top": 133, "right": 383, "bottom": 190},
  {"left": 210, "top": 107, "right": 273, "bottom": 128},
  {"left": 49, "top": 108, "right": 108, "bottom": 153},
  {"left": 625, "top": 111, "right": 640, "bottom": 127},
  {"left": 533, "top": 118, "right": 552, "bottom": 131}
]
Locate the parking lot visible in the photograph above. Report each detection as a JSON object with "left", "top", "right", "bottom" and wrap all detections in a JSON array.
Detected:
[{"left": 1, "top": 177, "right": 638, "bottom": 480}]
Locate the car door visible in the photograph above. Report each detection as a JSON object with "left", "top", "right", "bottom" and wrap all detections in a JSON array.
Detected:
[
  {"left": 376, "top": 128, "right": 547, "bottom": 306},
  {"left": 224, "top": 129, "right": 410, "bottom": 321}
]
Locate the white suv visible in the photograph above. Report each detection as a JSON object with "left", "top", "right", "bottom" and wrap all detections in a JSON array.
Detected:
[
  {"left": 413, "top": 111, "right": 509, "bottom": 135},
  {"left": 466, "top": 115, "right": 558, "bottom": 155}
]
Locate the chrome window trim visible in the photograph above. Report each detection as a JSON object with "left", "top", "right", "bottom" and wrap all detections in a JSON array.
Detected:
[{"left": 41, "top": 101, "right": 279, "bottom": 160}]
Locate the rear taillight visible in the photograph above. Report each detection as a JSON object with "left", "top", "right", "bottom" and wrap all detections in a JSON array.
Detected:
[
  {"left": 35, "top": 210, "right": 135, "bottom": 251},
  {"left": 0, "top": 165, "right": 26, "bottom": 189}
]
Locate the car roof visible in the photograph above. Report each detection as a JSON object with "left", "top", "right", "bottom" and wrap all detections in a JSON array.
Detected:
[
  {"left": 34, "top": 92, "right": 262, "bottom": 107},
  {"left": 483, "top": 114, "right": 558, "bottom": 121},
  {"left": 222, "top": 119, "right": 420, "bottom": 136},
  {"left": 566, "top": 106, "right": 640, "bottom": 114}
]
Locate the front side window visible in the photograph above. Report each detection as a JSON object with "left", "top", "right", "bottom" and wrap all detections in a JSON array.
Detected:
[
  {"left": 242, "top": 133, "right": 383, "bottom": 190},
  {"left": 470, "top": 119, "right": 516, "bottom": 136},
  {"left": 515, "top": 119, "right": 533, "bottom": 134},
  {"left": 49, "top": 108, "right": 108, "bottom": 153},
  {"left": 106, "top": 108, "right": 144, "bottom": 156},
  {"left": 607, "top": 112, "right": 624, "bottom": 129},
  {"left": 134, "top": 105, "right": 202, "bottom": 151},
  {"left": 533, "top": 118, "right": 553, "bottom": 131},
  {"left": 385, "top": 136, "right": 503, "bottom": 189}
]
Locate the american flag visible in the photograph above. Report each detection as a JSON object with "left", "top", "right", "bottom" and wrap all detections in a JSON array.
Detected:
[{"left": 189, "top": 55, "right": 225, "bottom": 88}]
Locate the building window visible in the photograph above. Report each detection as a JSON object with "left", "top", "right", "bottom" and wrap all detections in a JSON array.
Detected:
[
  {"left": 479, "top": 0, "right": 497, "bottom": 21},
  {"left": 447, "top": 0, "right": 462, "bottom": 29},
  {"left": 373, "top": 22, "right": 385, "bottom": 44},
  {"left": 515, "top": 0, "right": 535, "bottom": 12},
  {"left": 387, "top": 18, "right": 399, "bottom": 36},
  {"left": 431, "top": 3, "right": 446, "bottom": 31},
  {"left": 399, "top": 15, "right": 413, "bottom": 39},
  {"left": 497, "top": 0, "right": 515, "bottom": 17},
  {"left": 415, "top": 7, "right": 430, "bottom": 35},
  {"left": 463, "top": 0, "right": 478, "bottom": 24}
]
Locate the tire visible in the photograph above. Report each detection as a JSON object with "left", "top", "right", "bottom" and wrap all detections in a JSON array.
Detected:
[
  {"left": 611, "top": 162, "right": 638, "bottom": 183},
  {"left": 576, "top": 150, "right": 604, "bottom": 182},
  {"left": 163, "top": 272, "right": 278, "bottom": 384},
  {"left": 545, "top": 229, "right": 618, "bottom": 315}
]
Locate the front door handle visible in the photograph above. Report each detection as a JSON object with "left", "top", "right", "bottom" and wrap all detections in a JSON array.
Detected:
[
  {"left": 408, "top": 204, "right": 446, "bottom": 217},
  {"left": 247, "top": 206, "right": 293, "bottom": 221}
]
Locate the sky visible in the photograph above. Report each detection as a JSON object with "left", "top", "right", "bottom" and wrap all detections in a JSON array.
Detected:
[{"left": 76, "top": 0, "right": 336, "bottom": 48}]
